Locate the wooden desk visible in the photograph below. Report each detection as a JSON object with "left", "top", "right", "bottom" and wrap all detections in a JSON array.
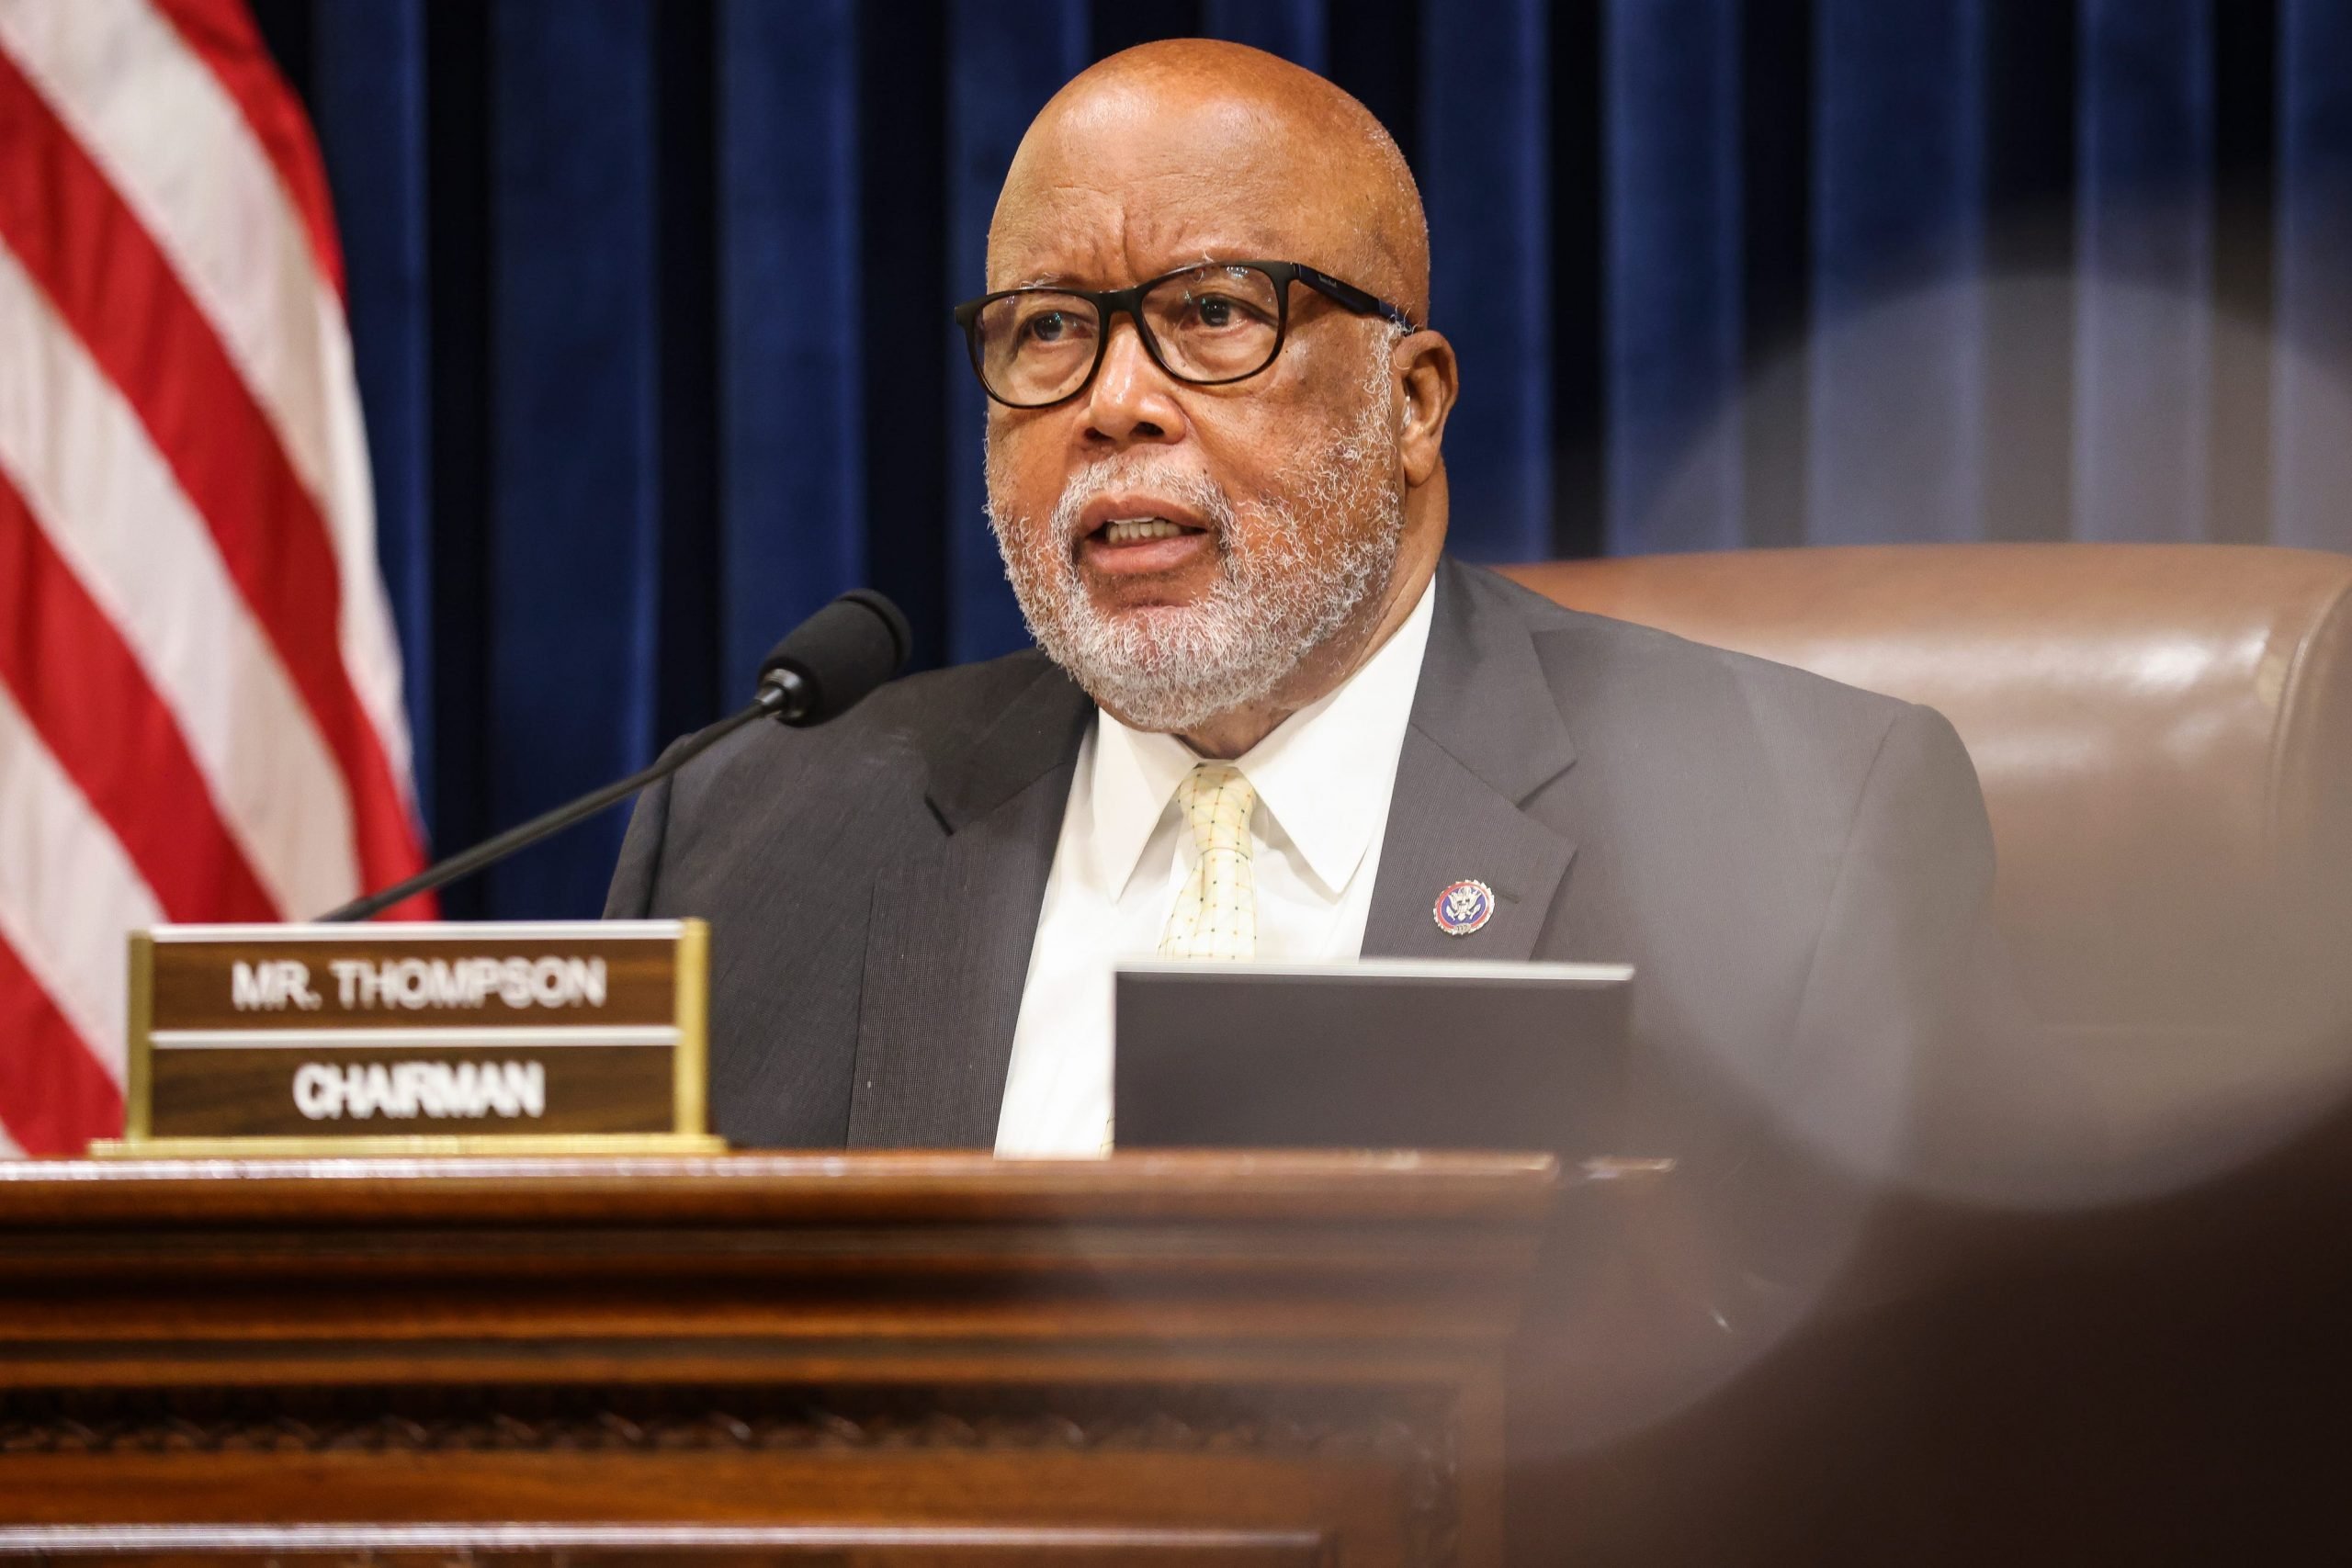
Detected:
[{"left": 0, "top": 1153, "right": 1557, "bottom": 1566}]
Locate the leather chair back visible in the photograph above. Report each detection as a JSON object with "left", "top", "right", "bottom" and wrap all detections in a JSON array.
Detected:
[{"left": 1503, "top": 545, "right": 2352, "bottom": 1145}]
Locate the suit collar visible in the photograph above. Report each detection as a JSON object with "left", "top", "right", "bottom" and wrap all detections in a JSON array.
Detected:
[
  {"left": 1410, "top": 556, "right": 1577, "bottom": 804},
  {"left": 846, "top": 657, "right": 1091, "bottom": 1149},
  {"left": 855, "top": 558, "right": 1581, "bottom": 1142},
  {"left": 917, "top": 562, "right": 1547, "bottom": 831},
  {"left": 924, "top": 657, "right": 1093, "bottom": 830},
  {"left": 1080, "top": 572, "right": 1440, "bottom": 900},
  {"left": 1362, "top": 558, "right": 1579, "bottom": 959}
]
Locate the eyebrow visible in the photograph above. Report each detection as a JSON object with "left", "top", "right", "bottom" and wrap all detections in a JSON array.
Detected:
[{"left": 1003, "top": 256, "right": 1272, "bottom": 292}]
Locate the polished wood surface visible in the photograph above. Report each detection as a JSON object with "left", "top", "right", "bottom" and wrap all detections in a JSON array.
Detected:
[{"left": 0, "top": 1153, "right": 1560, "bottom": 1567}]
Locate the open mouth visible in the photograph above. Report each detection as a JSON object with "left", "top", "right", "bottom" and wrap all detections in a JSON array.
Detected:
[
  {"left": 1070, "top": 492, "right": 1222, "bottom": 581},
  {"left": 1093, "top": 516, "right": 1210, "bottom": 546}
]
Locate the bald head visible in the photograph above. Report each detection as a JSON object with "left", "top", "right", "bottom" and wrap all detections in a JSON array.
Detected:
[
  {"left": 989, "top": 39, "right": 1430, "bottom": 321},
  {"left": 977, "top": 39, "right": 1461, "bottom": 758}
]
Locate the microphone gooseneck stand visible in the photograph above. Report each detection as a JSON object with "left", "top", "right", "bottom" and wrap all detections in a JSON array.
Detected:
[
  {"left": 317, "top": 680, "right": 799, "bottom": 924},
  {"left": 317, "top": 588, "right": 914, "bottom": 924}
]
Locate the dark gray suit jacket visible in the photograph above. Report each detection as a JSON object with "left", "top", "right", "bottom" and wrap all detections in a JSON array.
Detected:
[{"left": 607, "top": 557, "right": 1997, "bottom": 1163}]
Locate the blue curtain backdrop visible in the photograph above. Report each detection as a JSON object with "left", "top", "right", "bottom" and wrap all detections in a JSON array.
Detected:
[{"left": 249, "top": 0, "right": 2352, "bottom": 919}]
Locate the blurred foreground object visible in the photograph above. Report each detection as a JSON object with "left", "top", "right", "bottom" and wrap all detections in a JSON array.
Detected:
[
  {"left": 0, "top": 0, "right": 432, "bottom": 1157},
  {"left": 1510, "top": 541, "right": 2352, "bottom": 1200},
  {"left": 1504, "top": 542, "right": 2352, "bottom": 1562}
]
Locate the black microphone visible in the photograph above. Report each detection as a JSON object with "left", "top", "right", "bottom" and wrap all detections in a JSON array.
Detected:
[
  {"left": 756, "top": 588, "right": 912, "bottom": 724},
  {"left": 320, "top": 590, "right": 912, "bottom": 923}
]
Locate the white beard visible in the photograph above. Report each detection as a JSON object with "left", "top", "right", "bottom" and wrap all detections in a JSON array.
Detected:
[{"left": 985, "top": 344, "right": 1407, "bottom": 733}]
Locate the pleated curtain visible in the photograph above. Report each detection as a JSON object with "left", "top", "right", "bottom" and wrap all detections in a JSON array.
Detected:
[{"left": 253, "top": 0, "right": 2352, "bottom": 917}]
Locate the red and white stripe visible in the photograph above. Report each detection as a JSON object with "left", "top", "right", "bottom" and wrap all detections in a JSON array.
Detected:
[{"left": 0, "top": 0, "right": 431, "bottom": 1155}]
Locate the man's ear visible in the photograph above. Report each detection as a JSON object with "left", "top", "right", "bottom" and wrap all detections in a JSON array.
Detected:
[{"left": 1394, "top": 330, "right": 1459, "bottom": 489}]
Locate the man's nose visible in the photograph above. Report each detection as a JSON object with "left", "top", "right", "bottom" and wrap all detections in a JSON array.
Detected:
[{"left": 1080, "top": 316, "right": 1186, "bottom": 446}]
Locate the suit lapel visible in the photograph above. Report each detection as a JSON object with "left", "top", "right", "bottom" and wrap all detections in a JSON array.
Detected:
[
  {"left": 1363, "top": 559, "right": 1578, "bottom": 961},
  {"left": 844, "top": 558, "right": 1576, "bottom": 1141},
  {"left": 847, "top": 663, "right": 1091, "bottom": 1147},
  {"left": 1362, "top": 731, "right": 1577, "bottom": 960}
]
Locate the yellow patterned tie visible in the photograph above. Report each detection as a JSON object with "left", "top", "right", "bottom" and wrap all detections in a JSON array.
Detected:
[{"left": 1158, "top": 762, "right": 1258, "bottom": 961}]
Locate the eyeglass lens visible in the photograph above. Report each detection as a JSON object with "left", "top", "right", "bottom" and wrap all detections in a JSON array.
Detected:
[{"left": 972, "top": 265, "right": 1284, "bottom": 405}]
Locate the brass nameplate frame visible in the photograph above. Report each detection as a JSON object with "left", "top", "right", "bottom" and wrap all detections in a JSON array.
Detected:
[{"left": 96, "top": 919, "right": 720, "bottom": 1157}]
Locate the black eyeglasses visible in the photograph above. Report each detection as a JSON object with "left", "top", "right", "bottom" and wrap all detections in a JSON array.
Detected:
[{"left": 952, "top": 259, "right": 1418, "bottom": 410}]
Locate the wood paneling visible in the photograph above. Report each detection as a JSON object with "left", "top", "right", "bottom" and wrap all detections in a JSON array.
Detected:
[
  {"left": 0, "top": 1523, "right": 1329, "bottom": 1566},
  {"left": 0, "top": 1154, "right": 1558, "bottom": 1567}
]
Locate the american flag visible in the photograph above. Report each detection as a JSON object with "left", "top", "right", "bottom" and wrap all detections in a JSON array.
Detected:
[{"left": 0, "top": 0, "right": 431, "bottom": 1156}]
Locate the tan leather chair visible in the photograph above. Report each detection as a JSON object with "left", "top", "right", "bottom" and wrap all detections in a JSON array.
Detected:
[
  {"left": 1503, "top": 543, "right": 2352, "bottom": 1174},
  {"left": 1504, "top": 543, "right": 2352, "bottom": 1562}
]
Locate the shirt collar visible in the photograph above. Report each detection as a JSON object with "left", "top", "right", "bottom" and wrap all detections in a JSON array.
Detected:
[{"left": 1085, "top": 574, "right": 1439, "bottom": 898}]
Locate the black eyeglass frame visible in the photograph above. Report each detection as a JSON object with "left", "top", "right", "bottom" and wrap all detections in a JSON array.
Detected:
[{"left": 951, "top": 259, "right": 1419, "bottom": 410}]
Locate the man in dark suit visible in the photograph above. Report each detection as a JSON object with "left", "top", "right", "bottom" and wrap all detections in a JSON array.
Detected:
[
  {"left": 608, "top": 39, "right": 2028, "bottom": 1559},
  {"left": 608, "top": 36, "right": 1994, "bottom": 1172}
]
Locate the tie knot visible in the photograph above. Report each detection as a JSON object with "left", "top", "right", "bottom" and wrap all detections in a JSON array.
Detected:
[{"left": 1177, "top": 761, "right": 1256, "bottom": 857}]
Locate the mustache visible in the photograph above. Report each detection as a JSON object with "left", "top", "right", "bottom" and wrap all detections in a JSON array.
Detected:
[{"left": 1048, "top": 458, "right": 1238, "bottom": 547}]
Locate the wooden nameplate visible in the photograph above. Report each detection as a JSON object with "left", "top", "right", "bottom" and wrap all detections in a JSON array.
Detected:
[{"left": 93, "top": 919, "right": 721, "bottom": 1157}]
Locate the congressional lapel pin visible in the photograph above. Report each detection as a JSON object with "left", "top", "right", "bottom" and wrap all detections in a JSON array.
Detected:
[{"left": 1433, "top": 879, "right": 1496, "bottom": 937}]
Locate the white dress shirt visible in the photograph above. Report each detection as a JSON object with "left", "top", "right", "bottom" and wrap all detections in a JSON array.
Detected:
[{"left": 994, "top": 577, "right": 1438, "bottom": 1156}]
